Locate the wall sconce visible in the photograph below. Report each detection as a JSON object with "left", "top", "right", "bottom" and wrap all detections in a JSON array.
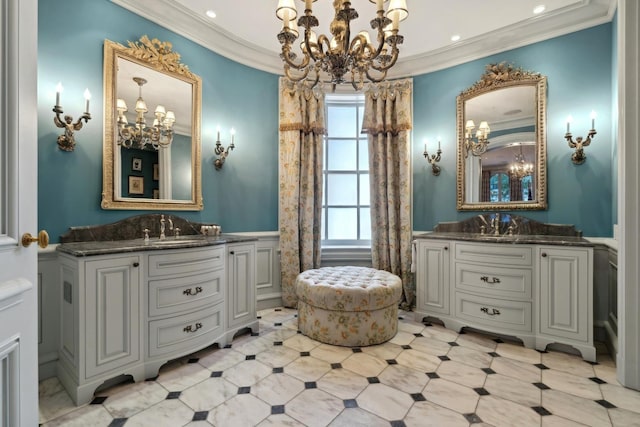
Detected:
[
  {"left": 423, "top": 138, "right": 442, "bottom": 176},
  {"left": 52, "top": 82, "right": 91, "bottom": 151},
  {"left": 464, "top": 120, "right": 490, "bottom": 157},
  {"left": 214, "top": 127, "right": 235, "bottom": 170},
  {"left": 565, "top": 112, "right": 596, "bottom": 165}
]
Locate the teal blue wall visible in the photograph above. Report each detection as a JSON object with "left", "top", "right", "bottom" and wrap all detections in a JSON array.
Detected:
[
  {"left": 611, "top": 12, "right": 618, "bottom": 228},
  {"left": 38, "top": 2, "right": 614, "bottom": 240},
  {"left": 413, "top": 24, "right": 614, "bottom": 237},
  {"left": 37, "top": 0, "right": 279, "bottom": 241}
]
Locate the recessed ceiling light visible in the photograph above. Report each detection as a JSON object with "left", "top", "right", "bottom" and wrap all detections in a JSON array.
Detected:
[
  {"left": 206, "top": 10, "right": 216, "bottom": 18},
  {"left": 451, "top": 35, "right": 461, "bottom": 42},
  {"left": 533, "top": 5, "right": 546, "bottom": 14}
]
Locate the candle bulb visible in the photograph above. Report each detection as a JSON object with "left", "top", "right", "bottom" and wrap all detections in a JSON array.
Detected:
[
  {"left": 590, "top": 110, "right": 596, "bottom": 129},
  {"left": 230, "top": 128, "right": 235, "bottom": 145},
  {"left": 83, "top": 88, "right": 91, "bottom": 114},
  {"left": 438, "top": 138, "right": 441, "bottom": 150},
  {"left": 216, "top": 126, "right": 220, "bottom": 141},
  {"left": 376, "top": 0, "right": 383, "bottom": 11},
  {"left": 55, "top": 82, "right": 63, "bottom": 106},
  {"left": 566, "top": 115, "right": 572, "bottom": 133}
]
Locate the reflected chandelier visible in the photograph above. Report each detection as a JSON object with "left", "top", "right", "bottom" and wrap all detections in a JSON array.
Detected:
[
  {"left": 276, "top": 0, "right": 409, "bottom": 90},
  {"left": 116, "top": 77, "right": 176, "bottom": 150},
  {"left": 509, "top": 145, "right": 534, "bottom": 180}
]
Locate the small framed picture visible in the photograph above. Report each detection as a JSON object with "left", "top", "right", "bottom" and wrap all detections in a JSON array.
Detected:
[
  {"left": 132, "top": 157, "right": 142, "bottom": 172},
  {"left": 153, "top": 163, "right": 159, "bottom": 181},
  {"left": 153, "top": 189, "right": 159, "bottom": 199},
  {"left": 128, "top": 176, "right": 144, "bottom": 195}
]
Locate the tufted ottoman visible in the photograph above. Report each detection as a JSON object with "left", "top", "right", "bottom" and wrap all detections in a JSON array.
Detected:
[{"left": 295, "top": 266, "right": 403, "bottom": 346}]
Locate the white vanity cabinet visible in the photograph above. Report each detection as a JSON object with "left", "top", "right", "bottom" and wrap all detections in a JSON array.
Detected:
[
  {"left": 414, "top": 238, "right": 596, "bottom": 361},
  {"left": 57, "top": 253, "right": 145, "bottom": 406},
  {"left": 225, "top": 242, "right": 259, "bottom": 341}
]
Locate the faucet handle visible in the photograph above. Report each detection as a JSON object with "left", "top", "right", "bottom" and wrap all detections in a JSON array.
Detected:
[
  {"left": 143, "top": 228, "right": 150, "bottom": 243},
  {"left": 174, "top": 227, "right": 180, "bottom": 238}
]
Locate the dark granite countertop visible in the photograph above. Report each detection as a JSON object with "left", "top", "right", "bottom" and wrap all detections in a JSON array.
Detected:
[
  {"left": 415, "top": 232, "right": 594, "bottom": 247},
  {"left": 57, "top": 234, "right": 258, "bottom": 257}
]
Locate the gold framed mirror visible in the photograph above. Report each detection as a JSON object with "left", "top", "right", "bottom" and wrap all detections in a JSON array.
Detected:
[
  {"left": 456, "top": 63, "right": 547, "bottom": 211},
  {"left": 102, "top": 36, "right": 203, "bottom": 210}
]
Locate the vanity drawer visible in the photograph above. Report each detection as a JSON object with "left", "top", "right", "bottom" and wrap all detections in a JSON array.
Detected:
[
  {"left": 147, "top": 246, "right": 224, "bottom": 277},
  {"left": 455, "top": 262, "right": 532, "bottom": 299},
  {"left": 455, "top": 242, "right": 532, "bottom": 266},
  {"left": 148, "top": 303, "right": 224, "bottom": 357},
  {"left": 455, "top": 292, "right": 532, "bottom": 332},
  {"left": 148, "top": 269, "right": 224, "bottom": 317}
]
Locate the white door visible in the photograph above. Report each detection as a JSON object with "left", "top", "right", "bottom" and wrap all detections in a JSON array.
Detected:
[{"left": 0, "top": 0, "right": 39, "bottom": 426}]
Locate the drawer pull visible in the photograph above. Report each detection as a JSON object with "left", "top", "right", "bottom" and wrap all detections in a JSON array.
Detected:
[
  {"left": 480, "top": 276, "right": 501, "bottom": 284},
  {"left": 480, "top": 307, "right": 501, "bottom": 316},
  {"left": 183, "top": 286, "right": 203, "bottom": 296},
  {"left": 133, "top": 262, "right": 139, "bottom": 267},
  {"left": 183, "top": 322, "right": 203, "bottom": 333},
  {"left": 541, "top": 252, "right": 547, "bottom": 258}
]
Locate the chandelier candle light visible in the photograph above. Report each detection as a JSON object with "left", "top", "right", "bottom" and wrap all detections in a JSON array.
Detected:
[
  {"left": 509, "top": 144, "right": 534, "bottom": 180},
  {"left": 52, "top": 82, "right": 92, "bottom": 152},
  {"left": 276, "top": 0, "right": 409, "bottom": 90},
  {"left": 464, "top": 119, "right": 491, "bottom": 157},
  {"left": 423, "top": 138, "right": 442, "bottom": 176},
  {"left": 214, "top": 127, "right": 235, "bottom": 170},
  {"left": 116, "top": 77, "right": 176, "bottom": 150},
  {"left": 565, "top": 111, "right": 596, "bottom": 165}
]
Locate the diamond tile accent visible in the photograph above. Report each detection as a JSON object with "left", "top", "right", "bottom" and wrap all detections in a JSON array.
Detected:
[
  {"left": 488, "top": 352, "right": 500, "bottom": 357},
  {"left": 474, "top": 387, "right": 490, "bottom": 396},
  {"left": 304, "top": 382, "right": 317, "bottom": 389},
  {"left": 238, "top": 386, "right": 251, "bottom": 394},
  {"left": 533, "top": 382, "right": 550, "bottom": 390},
  {"left": 589, "top": 376, "right": 606, "bottom": 384},
  {"left": 595, "top": 399, "right": 617, "bottom": 409},
  {"left": 108, "top": 419, "right": 128, "bottom": 427},
  {"left": 402, "top": 345, "right": 412, "bottom": 350},
  {"left": 426, "top": 372, "right": 440, "bottom": 379},
  {"left": 482, "top": 368, "right": 496, "bottom": 375},
  {"left": 463, "top": 413, "right": 483, "bottom": 423},
  {"left": 344, "top": 399, "right": 358, "bottom": 408},
  {"left": 390, "top": 421, "right": 407, "bottom": 427},
  {"left": 438, "top": 355, "right": 451, "bottom": 361},
  {"left": 271, "top": 405, "right": 285, "bottom": 414},
  {"left": 352, "top": 348, "right": 362, "bottom": 353},
  {"left": 90, "top": 396, "right": 107, "bottom": 405},
  {"left": 448, "top": 342, "right": 460, "bottom": 347},
  {"left": 166, "top": 391, "right": 181, "bottom": 399},
  {"left": 273, "top": 367, "right": 284, "bottom": 374},
  {"left": 410, "top": 393, "right": 426, "bottom": 402},
  {"left": 257, "top": 316, "right": 262, "bottom": 319},
  {"left": 188, "top": 358, "right": 200, "bottom": 363},
  {"left": 224, "top": 344, "right": 232, "bottom": 349},
  {"left": 331, "top": 363, "right": 342, "bottom": 369},
  {"left": 300, "top": 351, "right": 311, "bottom": 357},
  {"left": 535, "top": 363, "right": 550, "bottom": 370},
  {"left": 251, "top": 332, "right": 259, "bottom": 336},
  {"left": 414, "top": 333, "right": 424, "bottom": 337},
  {"left": 192, "top": 411, "right": 209, "bottom": 421},
  {"left": 211, "top": 371, "right": 223, "bottom": 378},
  {"left": 531, "top": 406, "right": 552, "bottom": 416},
  {"left": 387, "top": 359, "right": 398, "bottom": 365},
  {"left": 275, "top": 308, "right": 282, "bottom": 312},
  {"left": 367, "top": 377, "right": 380, "bottom": 384},
  {"left": 275, "top": 322, "right": 282, "bottom": 326},
  {"left": 274, "top": 341, "right": 283, "bottom": 346},
  {"left": 246, "top": 355, "right": 256, "bottom": 360}
]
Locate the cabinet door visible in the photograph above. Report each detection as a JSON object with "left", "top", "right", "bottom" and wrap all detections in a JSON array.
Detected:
[
  {"left": 85, "top": 256, "right": 142, "bottom": 378},
  {"left": 415, "top": 240, "right": 450, "bottom": 315},
  {"left": 539, "top": 246, "right": 592, "bottom": 342},
  {"left": 227, "top": 243, "right": 256, "bottom": 329}
]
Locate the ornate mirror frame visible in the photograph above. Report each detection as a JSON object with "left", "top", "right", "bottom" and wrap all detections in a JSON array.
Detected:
[
  {"left": 456, "top": 63, "right": 547, "bottom": 211},
  {"left": 102, "top": 36, "right": 203, "bottom": 210}
]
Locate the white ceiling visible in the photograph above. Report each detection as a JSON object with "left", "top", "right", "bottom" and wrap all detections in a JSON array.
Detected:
[{"left": 111, "top": 0, "right": 615, "bottom": 78}]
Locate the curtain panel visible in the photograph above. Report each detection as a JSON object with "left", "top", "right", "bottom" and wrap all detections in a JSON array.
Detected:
[
  {"left": 362, "top": 78, "right": 414, "bottom": 309},
  {"left": 278, "top": 78, "right": 325, "bottom": 308}
]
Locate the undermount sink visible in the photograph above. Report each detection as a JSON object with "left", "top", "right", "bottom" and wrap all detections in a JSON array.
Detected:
[{"left": 148, "top": 238, "right": 204, "bottom": 246}]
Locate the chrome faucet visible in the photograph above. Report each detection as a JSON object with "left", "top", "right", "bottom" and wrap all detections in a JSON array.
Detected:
[{"left": 159, "top": 215, "right": 166, "bottom": 240}]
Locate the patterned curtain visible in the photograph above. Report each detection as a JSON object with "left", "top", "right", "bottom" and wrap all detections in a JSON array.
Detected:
[
  {"left": 362, "top": 79, "right": 414, "bottom": 309},
  {"left": 278, "top": 78, "right": 325, "bottom": 308},
  {"left": 481, "top": 170, "right": 491, "bottom": 202},
  {"left": 510, "top": 177, "right": 522, "bottom": 201}
]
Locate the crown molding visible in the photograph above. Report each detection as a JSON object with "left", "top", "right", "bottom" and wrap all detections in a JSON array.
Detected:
[{"left": 111, "top": 0, "right": 615, "bottom": 79}]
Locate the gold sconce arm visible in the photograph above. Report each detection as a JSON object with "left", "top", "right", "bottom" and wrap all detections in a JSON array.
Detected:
[
  {"left": 214, "top": 128, "right": 236, "bottom": 170},
  {"left": 565, "top": 129, "right": 596, "bottom": 165},
  {"left": 52, "top": 106, "right": 91, "bottom": 152},
  {"left": 424, "top": 141, "right": 443, "bottom": 176}
]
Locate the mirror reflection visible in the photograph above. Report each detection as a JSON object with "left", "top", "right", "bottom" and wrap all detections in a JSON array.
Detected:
[
  {"left": 102, "top": 37, "right": 203, "bottom": 211},
  {"left": 456, "top": 63, "right": 547, "bottom": 211}
]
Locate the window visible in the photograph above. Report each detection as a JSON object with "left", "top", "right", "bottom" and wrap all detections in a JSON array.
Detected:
[
  {"left": 322, "top": 94, "right": 370, "bottom": 246},
  {"left": 490, "top": 172, "right": 510, "bottom": 202}
]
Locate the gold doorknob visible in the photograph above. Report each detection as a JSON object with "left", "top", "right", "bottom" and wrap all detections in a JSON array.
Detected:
[{"left": 21, "top": 230, "right": 49, "bottom": 248}]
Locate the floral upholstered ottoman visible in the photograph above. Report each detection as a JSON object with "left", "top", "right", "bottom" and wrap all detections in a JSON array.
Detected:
[{"left": 295, "top": 266, "right": 403, "bottom": 346}]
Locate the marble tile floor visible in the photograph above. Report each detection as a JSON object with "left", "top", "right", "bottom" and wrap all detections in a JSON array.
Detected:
[{"left": 39, "top": 308, "right": 640, "bottom": 427}]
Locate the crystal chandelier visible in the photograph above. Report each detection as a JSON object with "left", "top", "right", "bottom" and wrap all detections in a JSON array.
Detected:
[
  {"left": 276, "top": 0, "right": 409, "bottom": 90},
  {"left": 509, "top": 145, "right": 534, "bottom": 180},
  {"left": 116, "top": 77, "right": 176, "bottom": 150},
  {"left": 464, "top": 120, "right": 491, "bottom": 157}
]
